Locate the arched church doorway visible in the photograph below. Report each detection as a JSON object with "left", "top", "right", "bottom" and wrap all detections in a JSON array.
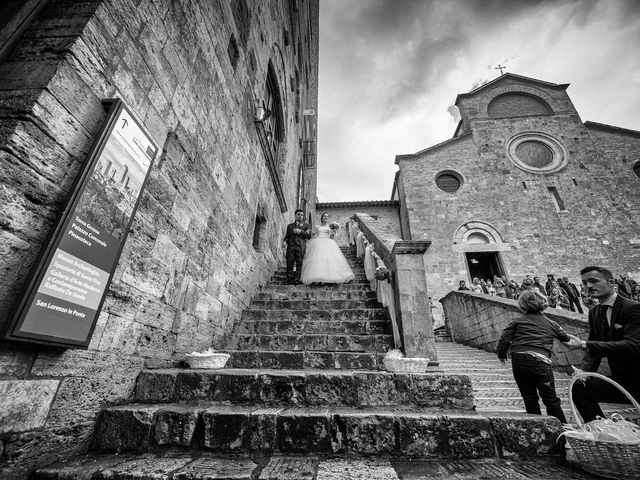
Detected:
[
  {"left": 453, "top": 221, "right": 511, "bottom": 283},
  {"left": 465, "top": 251, "right": 505, "bottom": 282}
]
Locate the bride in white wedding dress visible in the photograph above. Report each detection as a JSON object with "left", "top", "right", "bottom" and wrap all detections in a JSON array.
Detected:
[{"left": 300, "top": 213, "right": 355, "bottom": 284}]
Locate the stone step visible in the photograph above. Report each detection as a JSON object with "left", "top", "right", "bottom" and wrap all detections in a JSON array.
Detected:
[
  {"left": 36, "top": 452, "right": 595, "bottom": 480},
  {"left": 261, "top": 283, "right": 372, "bottom": 293},
  {"left": 231, "top": 333, "right": 394, "bottom": 352},
  {"left": 271, "top": 268, "right": 367, "bottom": 277},
  {"left": 252, "top": 290, "right": 379, "bottom": 301},
  {"left": 227, "top": 349, "right": 385, "bottom": 370},
  {"left": 271, "top": 273, "right": 367, "bottom": 282},
  {"left": 233, "top": 319, "right": 392, "bottom": 336},
  {"left": 240, "top": 308, "right": 390, "bottom": 322},
  {"left": 474, "top": 388, "right": 527, "bottom": 398},
  {"left": 134, "top": 369, "right": 474, "bottom": 409},
  {"left": 276, "top": 258, "right": 362, "bottom": 268},
  {"left": 268, "top": 278, "right": 371, "bottom": 286},
  {"left": 441, "top": 368, "right": 514, "bottom": 375},
  {"left": 249, "top": 298, "right": 383, "bottom": 310},
  {"left": 93, "top": 404, "right": 562, "bottom": 458}
]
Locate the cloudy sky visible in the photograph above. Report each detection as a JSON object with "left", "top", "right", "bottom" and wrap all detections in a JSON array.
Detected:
[{"left": 316, "top": 0, "right": 640, "bottom": 202}]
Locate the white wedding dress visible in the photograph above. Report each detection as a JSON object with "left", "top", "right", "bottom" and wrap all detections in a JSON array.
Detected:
[{"left": 300, "top": 225, "right": 355, "bottom": 284}]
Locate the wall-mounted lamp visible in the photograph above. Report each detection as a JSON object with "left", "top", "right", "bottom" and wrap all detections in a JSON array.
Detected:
[{"left": 254, "top": 99, "right": 272, "bottom": 122}]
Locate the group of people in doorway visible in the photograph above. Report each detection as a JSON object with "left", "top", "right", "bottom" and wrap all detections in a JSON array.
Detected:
[
  {"left": 495, "top": 266, "right": 640, "bottom": 425},
  {"left": 459, "top": 272, "right": 639, "bottom": 313},
  {"left": 282, "top": 210, "right": 354, "bottom": 285}
]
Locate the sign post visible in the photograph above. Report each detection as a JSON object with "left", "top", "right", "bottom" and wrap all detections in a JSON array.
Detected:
[{"left": 3, "top": 99, "right": 158, "bottom": 348}]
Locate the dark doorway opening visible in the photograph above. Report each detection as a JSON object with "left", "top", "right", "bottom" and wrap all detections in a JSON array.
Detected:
[{"left": 465, "top": 251, "right": 504, "bottom": 282}]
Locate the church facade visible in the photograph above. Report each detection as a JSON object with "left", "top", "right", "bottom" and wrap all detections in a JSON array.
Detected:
[{"left": 392, "top": 73, "right": 640, "bottom": 301}]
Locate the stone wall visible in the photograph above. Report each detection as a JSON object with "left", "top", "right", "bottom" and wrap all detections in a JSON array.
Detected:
[
  {"left": 0, "top": 0, "right": 318, "bottom": 477},
  {"left": 396, "top": 75, "right": 640, "bottom": 306},
  {"left": 440, "top": 290, "right": 595, "bottom": 372},
  {"left": 316, "top": 201, "right": 401, "bottom": 246}
]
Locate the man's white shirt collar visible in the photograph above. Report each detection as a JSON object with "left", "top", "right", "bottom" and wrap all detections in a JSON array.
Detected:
[{"left": 600, "top": 292, "right": 617, "bottom": 307}]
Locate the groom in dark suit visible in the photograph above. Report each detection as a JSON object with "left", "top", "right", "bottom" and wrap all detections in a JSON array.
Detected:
[
  {"left": 283, "top": 209, "right": 311, "bottom": 284},
  {"left": 573, "top": 266, "right": 640, "bottom": 422}
]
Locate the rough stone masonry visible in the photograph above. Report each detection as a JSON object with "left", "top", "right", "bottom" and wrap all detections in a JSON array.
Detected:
[{"left": 0, "top": 0, "right": 318, "bottom": 477}]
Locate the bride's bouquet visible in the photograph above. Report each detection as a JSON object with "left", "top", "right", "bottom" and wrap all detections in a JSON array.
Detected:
[{"left": 329, "top": 221, "right": 340, "bottom": 231}]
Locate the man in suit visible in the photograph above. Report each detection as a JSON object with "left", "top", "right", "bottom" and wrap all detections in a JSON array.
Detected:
[
  {"left": 573, "top": 266, "right": 640, "bottom": 422},
  {"left": 283, "top": 209, "right": 311, "bottom": 284},
  {"left": 545, "top": 274, "right": 556, "bottom": 296},
  {"left": 562, "top": 276, "right": 584, "bottom": 314},
  {"left": 616, "top": 274, "right": 632, "bottom": 298}
]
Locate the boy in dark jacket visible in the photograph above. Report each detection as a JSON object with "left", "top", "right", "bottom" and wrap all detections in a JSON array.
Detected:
[{"left": 497, "top": 290, "right": 581, "bottom": 423}]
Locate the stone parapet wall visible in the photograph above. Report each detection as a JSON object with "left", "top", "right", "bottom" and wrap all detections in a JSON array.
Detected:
[
  {"left": 440, "top": 291, "right": 589, "bottom": 371},
  {"left": 0, "top": 0, "right": 318, "bottom": 477}
]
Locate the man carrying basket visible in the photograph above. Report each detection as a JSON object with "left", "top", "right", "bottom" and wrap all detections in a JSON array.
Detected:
[{"left": 573, "top": 266, "right": 640, "bottom": 422}]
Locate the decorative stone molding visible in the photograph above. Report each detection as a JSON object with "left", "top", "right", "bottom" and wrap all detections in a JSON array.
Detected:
[
  {"left": 505, "top": 131, "right": 569, "bottom": 174},
  {"left": 452, "top": 221, "right": 510, "bottom": 253}
]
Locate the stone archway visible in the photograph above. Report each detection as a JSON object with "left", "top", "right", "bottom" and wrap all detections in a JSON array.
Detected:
[{"left": 453, "top": 221, "right": 511, "bottom": 283}]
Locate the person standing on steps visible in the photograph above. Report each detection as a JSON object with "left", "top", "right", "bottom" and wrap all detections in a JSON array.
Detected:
[
  {"left": 572, "top": 266, "right": 640, "bottom": 423},
  {"left": 496, "top": 290, "right": 583, "bottom": 423},
  {"left": 300, "top": 213, "right": 355, "bottom": 285},
  {"left": 283, "top": 209, "right": 312, "bottom": 285},
  {"left": 561, "top": 276, "right": 584, "bottom": 314}
]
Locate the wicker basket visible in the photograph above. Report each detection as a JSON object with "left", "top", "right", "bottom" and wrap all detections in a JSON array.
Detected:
[
  {"left": 565, "top": 372, "right": 640, "bottom": 480},
  {"left": 185, "top": 352, "right": 230, "bottom": 369},
  {"left": 384, "top": 357, "right": 429, "bottom": 374}
]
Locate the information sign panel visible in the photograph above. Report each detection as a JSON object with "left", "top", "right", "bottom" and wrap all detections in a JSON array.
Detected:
[{"left": 3, "top": 99, "right": 158, "bottom": 348}]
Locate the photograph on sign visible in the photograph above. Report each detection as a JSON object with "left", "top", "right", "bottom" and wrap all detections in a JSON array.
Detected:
[{"left": 77, "top": 108, "right": 154, "bottom": 240}]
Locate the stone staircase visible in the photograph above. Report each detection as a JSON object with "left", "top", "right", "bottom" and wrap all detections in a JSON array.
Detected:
[
  {"left": 225, "top": 249, "right": 392, "bottom": 371},
  {"left": 33, "top": 246, "right": 571, "bottom": 480},
  {"left": 437, "top": 342, "right": 572, "bottom": 412},
  {"left": 437, "top": 341, "right": 640, "bottom": 424}
]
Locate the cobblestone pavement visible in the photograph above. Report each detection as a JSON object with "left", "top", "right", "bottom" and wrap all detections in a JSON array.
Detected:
[{"left": 36, "top": 452, "right": 601, "bottom": 479}]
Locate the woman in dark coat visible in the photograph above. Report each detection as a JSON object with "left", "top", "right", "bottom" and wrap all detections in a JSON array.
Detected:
[{"left": 496, "top": 290, "right": 581, "bottom": 423}]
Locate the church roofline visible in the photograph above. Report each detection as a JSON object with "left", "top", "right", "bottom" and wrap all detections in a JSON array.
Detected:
[
  {"left": 316, "top": 200, "right": 400, "bottom": 208},
  {"left": 584, "top": 121, "right": 640, "bottom": 138},
  {"left": 395, "top": 132, "right": 473, "bottom": 164},
  {"left": 454, "top": 73, "right": 570, "bottom": 106},
  {"left": 453, "top": 120, "right": 464, "bottom": 137},
  {"left": 391, "top": 171, "right": 400, "bottom": 200}
]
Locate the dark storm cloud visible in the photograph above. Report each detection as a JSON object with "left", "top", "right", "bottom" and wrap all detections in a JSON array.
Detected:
[
  {"left": 322, "top": 0, "right": 614, "bottom": 122},
  {"left": 318, "top": 0, "right": 640, "bottom": 201}
]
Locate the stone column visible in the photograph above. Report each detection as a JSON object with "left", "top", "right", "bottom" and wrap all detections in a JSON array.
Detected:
[{"left": 390, "top": 241, "right": 438, "bottom": 365}]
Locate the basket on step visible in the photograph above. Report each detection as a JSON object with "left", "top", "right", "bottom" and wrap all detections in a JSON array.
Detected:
[
  {"left": 565, "top": 372, "right": 640, "bottom": 480},
  {"left": 384, "top": 357, "right": 429, "bottom": 374},
  {"left": 185, "top": 352, "right": 230, "bottom": 369}
]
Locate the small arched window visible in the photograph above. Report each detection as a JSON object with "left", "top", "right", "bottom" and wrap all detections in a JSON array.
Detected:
[{"left": 634, "top": 161, "right": 640, "bottom": 179}]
